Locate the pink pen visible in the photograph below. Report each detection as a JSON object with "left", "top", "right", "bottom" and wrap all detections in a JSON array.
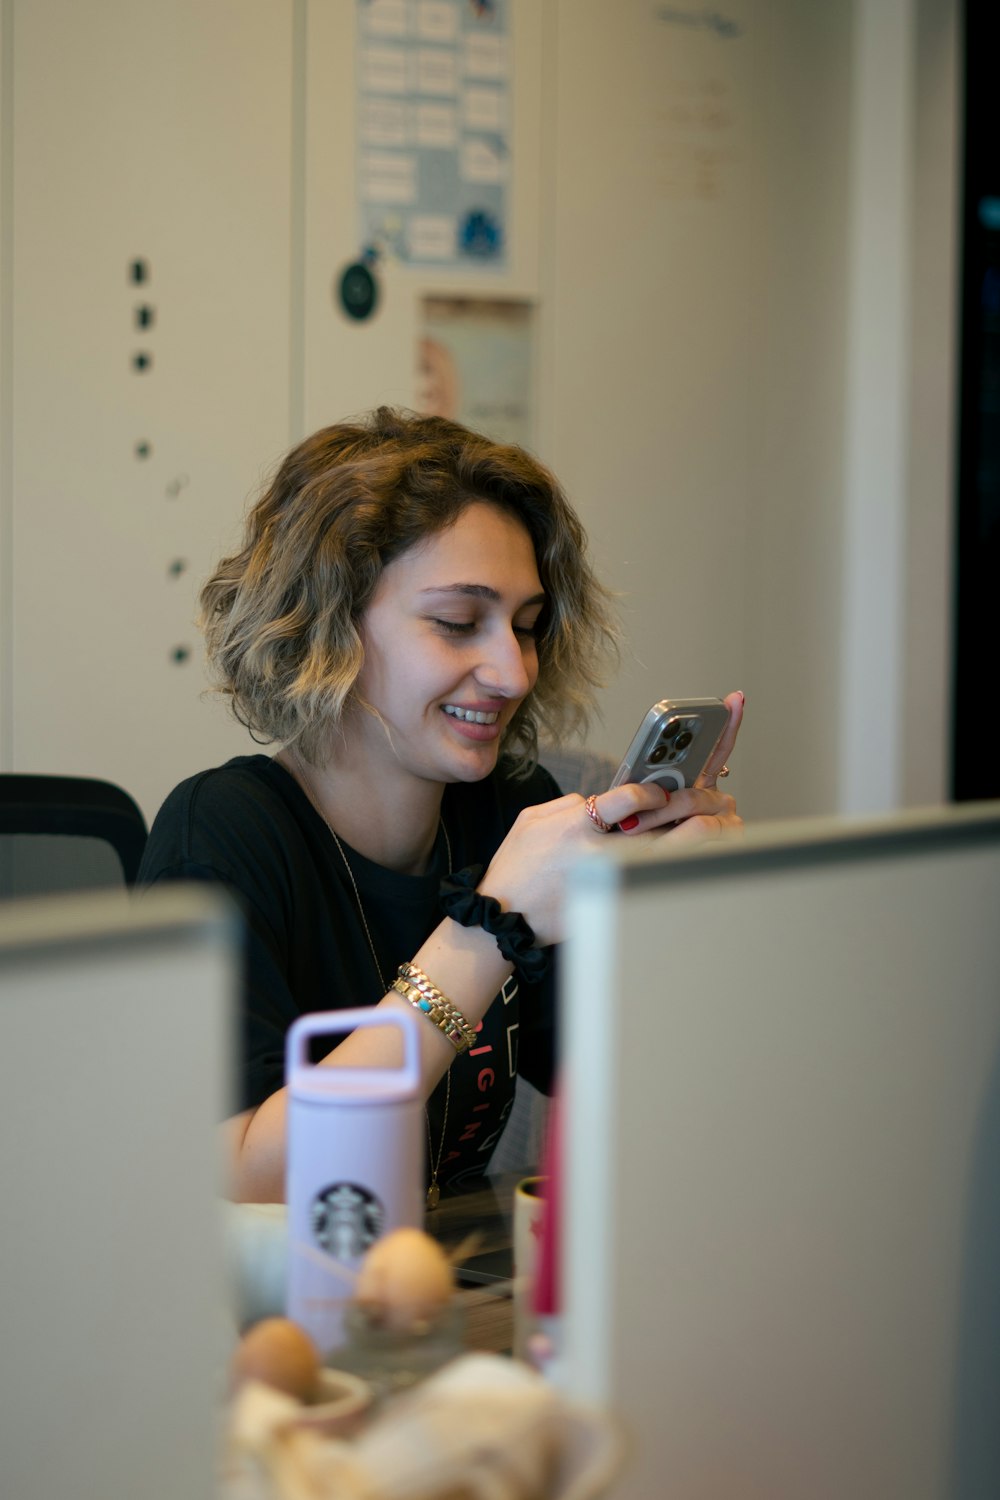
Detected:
[{"left": 528, "top": 1080, "right": 563, "bottom": 1374}]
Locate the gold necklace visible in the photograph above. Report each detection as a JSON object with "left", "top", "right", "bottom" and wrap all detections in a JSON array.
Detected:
[{"left": 290, "top": 747, "right": 453, "bottom": 1210}]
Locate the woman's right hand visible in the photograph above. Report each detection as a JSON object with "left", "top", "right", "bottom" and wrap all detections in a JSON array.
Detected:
[{"left": 479, "top": 780, "right": 738, "bottom": 947}]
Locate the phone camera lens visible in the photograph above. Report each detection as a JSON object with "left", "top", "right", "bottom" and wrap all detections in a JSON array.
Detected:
[
  {"left": 660, "top": 721, "right": 682, "bottom": 742},
  {"left": 648, "top": 743, "right": 668, "bottom": 764},
  {"left": 675, "top": 729, "right": 693, "bottom": 752}
]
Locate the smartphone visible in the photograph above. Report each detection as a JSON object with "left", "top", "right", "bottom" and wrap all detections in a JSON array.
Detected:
[{"left": 610, "top": 697, "right": 730, "bottom": 795}]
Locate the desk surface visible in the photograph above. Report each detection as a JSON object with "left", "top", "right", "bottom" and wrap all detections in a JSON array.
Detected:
[{"left": 427, "top": 1173, "right": 517, "bottom": 1355}]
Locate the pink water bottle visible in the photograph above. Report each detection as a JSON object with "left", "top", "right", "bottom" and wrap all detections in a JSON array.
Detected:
[{"left": 285, "top": 1008, "right": 423, "bottom": 1355}]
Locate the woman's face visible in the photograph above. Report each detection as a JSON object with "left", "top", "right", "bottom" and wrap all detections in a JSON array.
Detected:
[{"left": 351, "top": 502, "right": 545, "bottom": 786}]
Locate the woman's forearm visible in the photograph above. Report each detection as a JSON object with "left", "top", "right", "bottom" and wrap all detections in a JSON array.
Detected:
[{"left": 223, "top": 918, "right": 513, "bottom": 1202}]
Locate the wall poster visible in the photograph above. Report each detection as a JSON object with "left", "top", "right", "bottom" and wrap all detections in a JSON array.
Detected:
[
  {"left": 356, "top": 0, "right": 510, "bottom": 267},
  {"left": 416, "top": 296, "right": 534, "bottom": 447}
]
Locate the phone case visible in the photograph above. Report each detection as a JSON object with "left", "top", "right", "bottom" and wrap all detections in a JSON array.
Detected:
[{"left": 610, "top": 698, "right": 730, "bottom": 793}]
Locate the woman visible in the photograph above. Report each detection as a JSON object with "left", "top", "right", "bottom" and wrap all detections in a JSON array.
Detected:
[{"left": 139, "top": 408, "right": 743, "bottom": 1203}]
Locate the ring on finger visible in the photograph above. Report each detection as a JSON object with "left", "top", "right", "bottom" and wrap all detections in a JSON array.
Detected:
[
  {"left": 584, "top": 794, "right": 613, "bottom": 834},
  {"left": 718, "top": 764, "right": 731, "bottom": 778}
]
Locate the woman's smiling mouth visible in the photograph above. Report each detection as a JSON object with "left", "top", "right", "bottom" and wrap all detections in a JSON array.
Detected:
[{"left": 442, "top": 704, "right": 500, "bottom": 725}]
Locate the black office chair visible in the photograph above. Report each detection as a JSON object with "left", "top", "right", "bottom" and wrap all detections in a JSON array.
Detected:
[
  {"left": 0, "top": 774, "right": 148, "bottom": 898},
  {"left": 538, "top": 743, "right": 618, "bottom": 799}
]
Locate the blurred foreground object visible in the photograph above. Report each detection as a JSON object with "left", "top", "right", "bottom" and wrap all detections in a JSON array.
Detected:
[{"left": 225, "top": 1352, "right": 623, "bottom": 1500}]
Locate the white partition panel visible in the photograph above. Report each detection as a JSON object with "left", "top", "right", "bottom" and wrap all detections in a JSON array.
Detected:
[
  {"left": 560, "top": 805, "right": 1000, "bottom": 1500},
  {"left": 0, "top": 884, "right": 237, "bottom": 1500}
]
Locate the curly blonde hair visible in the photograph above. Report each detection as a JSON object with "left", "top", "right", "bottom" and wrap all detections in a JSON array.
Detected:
[{"left": 200, "top": 407, "right": 619, "bottom": 768}]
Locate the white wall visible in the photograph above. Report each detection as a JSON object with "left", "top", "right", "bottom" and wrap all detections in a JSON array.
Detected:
[
  {"left": 545, "top": 0, "right": 857, "bottom": 820},
  {"left": 903, "top": 0, "right": 960, "bottom": 809},
  {"left": 0, "top": 0, "right": 960, "bottom": 826},
  {"left": 545, "top": 0, "right": 959, "bottom": 822}
]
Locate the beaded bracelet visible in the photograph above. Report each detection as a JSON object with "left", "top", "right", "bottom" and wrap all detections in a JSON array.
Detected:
[
  {"left": 391, "top": 962, "right": 478, "bottom": 1054},
  {"left": 439, "top": 865, "right": 552, "bottom": 983}
]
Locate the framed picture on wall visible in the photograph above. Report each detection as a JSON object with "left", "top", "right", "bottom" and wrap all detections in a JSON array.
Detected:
[{"left": 416, "top": 295, "right": 534, "bottom": 448}]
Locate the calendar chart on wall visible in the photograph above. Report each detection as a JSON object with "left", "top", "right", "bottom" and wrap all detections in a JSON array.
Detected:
[{"left": 355, "top": 0, "right": 511, "bottom": 267}]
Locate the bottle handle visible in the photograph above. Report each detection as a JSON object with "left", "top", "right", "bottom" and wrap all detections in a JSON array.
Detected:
[{"left": 285, "top": 1007, "right": 421, "bottom": 1093}]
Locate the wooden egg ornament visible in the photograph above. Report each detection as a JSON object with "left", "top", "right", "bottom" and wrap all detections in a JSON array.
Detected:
[
  {"left": 353, "top": 1227, "right": 456, "bottom": 1333},
  {"left": 230, "top": 1316, "right": 321, "bottom": 1402}
]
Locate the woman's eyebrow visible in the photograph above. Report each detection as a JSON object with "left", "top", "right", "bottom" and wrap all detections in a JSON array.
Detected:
[{"left": 420, "top": 583, "right": 547, "bottom": 606}]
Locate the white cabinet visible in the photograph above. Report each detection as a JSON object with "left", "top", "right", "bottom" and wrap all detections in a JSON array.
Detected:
[{"left": 4, "top": 0, "right": 295, "bottom": 819}]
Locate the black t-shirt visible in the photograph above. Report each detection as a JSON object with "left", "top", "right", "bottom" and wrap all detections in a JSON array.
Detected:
[{"left": 138, "top": 754, "right": 560, "bottom": 1192}]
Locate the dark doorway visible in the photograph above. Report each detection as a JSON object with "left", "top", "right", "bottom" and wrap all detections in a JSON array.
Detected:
[{"left": 953, "top": 0, "right": 1000, "bottom": 800}]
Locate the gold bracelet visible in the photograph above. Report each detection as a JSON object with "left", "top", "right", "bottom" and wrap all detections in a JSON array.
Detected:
[{"left": 391, "top": 962, "right": 478, "bottom": 1054}]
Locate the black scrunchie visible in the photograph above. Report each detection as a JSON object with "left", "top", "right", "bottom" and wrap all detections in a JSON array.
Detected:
[{"left": 440, "top": 864, "right": 552, "bottom": 983}]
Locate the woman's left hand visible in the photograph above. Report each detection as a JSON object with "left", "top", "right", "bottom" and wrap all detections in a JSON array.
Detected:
[
  {"left": 613, "top": 689, "right": 744, "bottom": 845},
  {"left": 477, "top": 693, "right": 744, "bottom": 946}
]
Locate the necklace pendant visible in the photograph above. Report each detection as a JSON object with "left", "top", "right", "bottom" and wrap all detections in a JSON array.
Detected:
[{"left": 426, "top": 1180, "right": 441, "bottom": 1211}]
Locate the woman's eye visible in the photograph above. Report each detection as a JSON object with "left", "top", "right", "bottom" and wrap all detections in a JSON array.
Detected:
[
  {"left": 433, "top": 618, "right": 476, "bottom": 635},
  {"left": 431, "top": 616, "right": 540, "bottom": 640}
]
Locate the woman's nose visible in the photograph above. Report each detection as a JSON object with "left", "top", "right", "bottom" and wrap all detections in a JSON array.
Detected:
[{"left": 474, "top": 628, "right": 533, "bottom": 698}]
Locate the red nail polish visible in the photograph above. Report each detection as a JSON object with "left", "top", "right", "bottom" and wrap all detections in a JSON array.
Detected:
[
  {"left": 618, "top": 814, "right": 640, "bottom": 831},
  {"left": 661, "top": 787, "right": 672, "bottom": 803}
]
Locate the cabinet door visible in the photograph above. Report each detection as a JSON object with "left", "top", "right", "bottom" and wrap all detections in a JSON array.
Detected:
[
  {"left": 6, "top": 0, "right": 294, "bottom": 820},
  {"left": 300, "top": 0, "right": 546, "bottom": 437}
]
